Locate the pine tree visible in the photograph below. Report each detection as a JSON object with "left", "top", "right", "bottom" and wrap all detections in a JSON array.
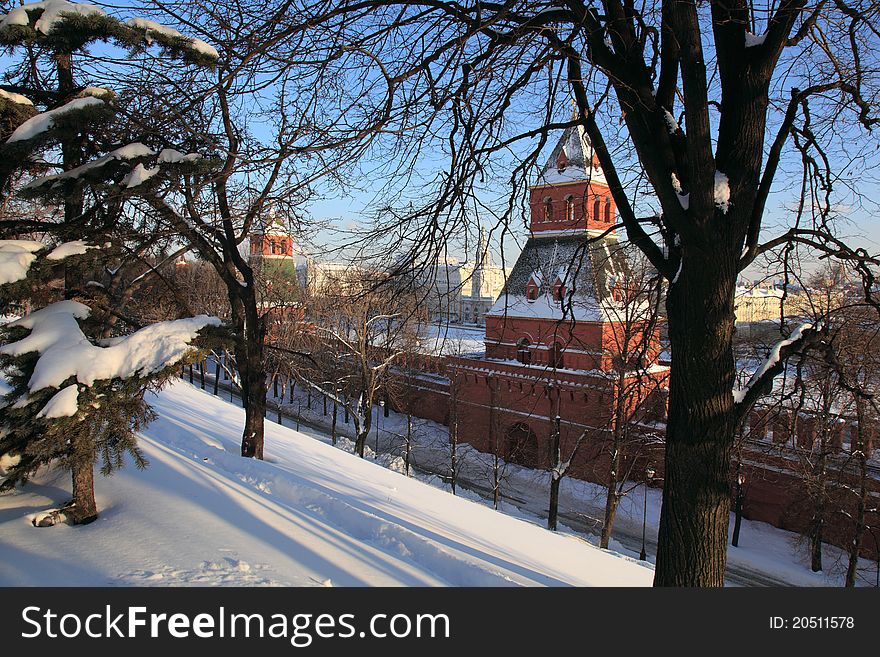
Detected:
[{"left": 0, "top": 1, "right": 225, "bottom": 524}]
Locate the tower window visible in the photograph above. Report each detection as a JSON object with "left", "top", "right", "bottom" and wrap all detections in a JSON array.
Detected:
[
  {"left": 593, "top": 197, "right": 601, "bottom": 223},
  {"left": 565, "top": 195, "right": 575, "bottom": 223},
  {"left": 543, "top": 198, "right": 554, "bottom": 223},
  {"left": 604, "top": 198, "right": 612, "bottom": 223}
]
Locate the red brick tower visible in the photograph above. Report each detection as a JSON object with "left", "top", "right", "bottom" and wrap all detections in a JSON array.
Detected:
[
  {"left": 249, "top": 214, "right": 293, "bottom": 259},
  {"left": 447, "top": 126, "right": 665, "bottom": 479}
]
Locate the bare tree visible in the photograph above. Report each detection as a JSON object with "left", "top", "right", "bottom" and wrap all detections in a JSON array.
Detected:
[
  {"left": 290, "top": 0, "right": 880, "bottom": 585},
  {"left": 293, "top": 268, "right": 423, "bottom": 457},
  {"left": 88, "top": 0, "right": 368, "bottom": 459}
]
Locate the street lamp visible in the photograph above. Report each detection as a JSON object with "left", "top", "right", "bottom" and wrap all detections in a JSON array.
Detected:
[
  {"left": 640, "top": 467, "right": 655, "bottom": 561},
  {"left": 375, "top": 400, "right": 384, "bottom": 458}
]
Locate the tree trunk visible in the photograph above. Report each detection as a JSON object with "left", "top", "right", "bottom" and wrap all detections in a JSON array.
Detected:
[
  {"left": 68, "top": 433, "right": 98, "bottom": 524},
  {"left": 601, "top": 444, "right": 622, "bottom": 549},
  {"left": 845, "top": 451, "right": 867, "bottom": 587},
  {"left": 489, "top": 378, "right": 500, "bottom": 510},
  {"left": 405, "top": 412, "right": 412, "bottom": 476},
  {"left": 548, "top": 475, "right": 561, "bottom": 531},
  {"left": 331, "top": 399, "right": 338, "bottom": 445},
  {"left": 810, "top": 449, "right": 828, "bottom": 573},
  {"left": 811, "top": 515, "right": 824, "bottom": 573},
  {"left": 655, "top": 250, "right": 737, "bottom": 587},
  {"left": 732, "top": 486, "right": 744, "bottom": 548},
  {"left": 236, "top": 331, "right": 266, "bottom": 459},
  {"left": 449, "top": 372, "right": 459, "bottom": 495},
  {"left": 600, "top": 488, "right": 619, "bottom": 549},
  {"left": 548, "top": 410, "right": 561, "bottom": 531},
  {"left": 355, "top": 394, "right": 371, "bottom": 457}
]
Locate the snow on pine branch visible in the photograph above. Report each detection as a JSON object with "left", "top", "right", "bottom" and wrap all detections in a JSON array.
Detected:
[
  {"left": 0, "top": 239, "right": 98, "bottom": 285},
  {"left": 0, "top": 1, "right": 105, "bottom": 35},
  {"left": 127, "top": 17, "right": 218, "bottom": 60},
  {"left": 0, "top": 89, "right": 33, "bottom": 106},
  {"left": 5, "top": 96, "right": 104, "bottom": 143},
  {"left": 0, "top": 240, "right": 43, "bottom": 285},
  {"left": 0, "top": 301, "right": 221, "bottom": 418},
  {"left": 732, "top": 322, "right": 816, "bottom": 404},
  {"left": 123, "top": 163, "right": 160, "bottom": 188},
  {"left": 158, "top": 148, "right": 202, "bottom": 164},
  {"left": 22, "top": 142, "right": 154, "bottom": 190},
  {"left": 36, "top": 384, "right": 78, "bottom": 419}
]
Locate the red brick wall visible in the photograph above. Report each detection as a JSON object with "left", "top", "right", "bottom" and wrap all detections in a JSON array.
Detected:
[
  {"left": 393, "top": 361, "right": 880, "bottom": 559},
  {"left": 485, "top": 316, "right": 604, "bottom": 370}
]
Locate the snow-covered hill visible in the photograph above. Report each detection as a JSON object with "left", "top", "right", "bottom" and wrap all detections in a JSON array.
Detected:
[{"left": 0, "top": 382, "right": 652, "bottom": 586}]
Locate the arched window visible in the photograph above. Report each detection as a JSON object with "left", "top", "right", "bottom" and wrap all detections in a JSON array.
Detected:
[
  {"left": 565, "top": 195, "right": 576, "bottom": 223},
  {"left": 549, "top": 342, "right": 564, "bottom": 369},
  {"left": 604, "top": 198, "right": 612, "bottom": 223},
  {"left": 516, "top": 338, "right": 531, "bottom": 364},
  {"left": 593, "top": 197, "right": 601, "bottom": 223},
  {"left": 543, "top": 197, "right": 554, "bottom": 223},
  {"left": 504, "top": 422, "right": 540, "bottom": 467}
]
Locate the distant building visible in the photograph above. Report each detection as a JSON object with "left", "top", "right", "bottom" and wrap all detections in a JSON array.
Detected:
[
  {"left": 734, "top": 285, "right": 784, "bottom": 323},
  {"left": 421, "top": 229, "right": 511, "bottom": 325},
  {"left": 734, "top": 283, "right": 809, "bottom": 323}
]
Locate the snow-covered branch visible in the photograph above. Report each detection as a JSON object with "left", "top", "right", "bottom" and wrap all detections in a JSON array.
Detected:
[{"left": 732, "top": 322, "right": 825, "bottom": 414}]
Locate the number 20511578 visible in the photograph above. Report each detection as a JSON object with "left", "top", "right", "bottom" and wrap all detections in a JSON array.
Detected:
[{"left": 769, "top": 617, "right": 854, "bottom": 630}]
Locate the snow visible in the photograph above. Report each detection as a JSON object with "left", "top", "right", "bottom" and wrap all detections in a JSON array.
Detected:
[
  {"left": 663, "top": 109, "right": 679, "bottom": 134},
  {"left": 0, "top": 89, "right": 33, "bottom": 106},
  {"left": 23, "top": 142, "right": 155, "bottom": 189},
  {"left": 421, "top": 323, "right": 485, "bottom": 357},
  {"left": 714, "top": 171, "right": 731, "bottom": 213},
  {"left": 0, "top": 452, "right": 20, "bottom": 475},
  {"left": 36, "top": 384, "right": 78, "bottom": 418},
  {"left": 671, "top": 173, "right": 689, "bottom": 209},
  {"left": 158, "top": 148, "right": 202, "bottom": 163},
  {"left": 489, "top": 292, "right": 605, "bottom": 322},
  {"left": 732, "top": 322, "right": 814, "bottom": 403},
  {"left": 0, "top": 301, "right": 220, "bottom": 396},
  {"left": 0, "top": 382, "right": 652, "bottom": 586},
  {"left": 745, "top": 31, "right": 767, "bottom": 47},
  {"left": 671, "top": 258, "right": 683, "bottom": 285},
  {"left": 123, "top": 163, "right": 160, "bottom": 188},
  {"left": 111, "top": 142, "right": 155, "bottom": 159},
  {"left": 127, "top": 17, "right": 219, "bottom": 60},
  {"left": 79, "top": 86, "right": 112, "bottom": 99},
  {"left": 46, "top": 240, "right": 96, "bottom": 260},
  {"left": 0, "top": 240, "right": 43, "bottom": 285},
  {"left": 196, "top": 372, "right": 880, "bottom": 587},
  {"left": 5, "top": 96, "right": 104, "bottom": 143},
  {"left": 0, "top": 2, "right": 106, "bottom": 34}
]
